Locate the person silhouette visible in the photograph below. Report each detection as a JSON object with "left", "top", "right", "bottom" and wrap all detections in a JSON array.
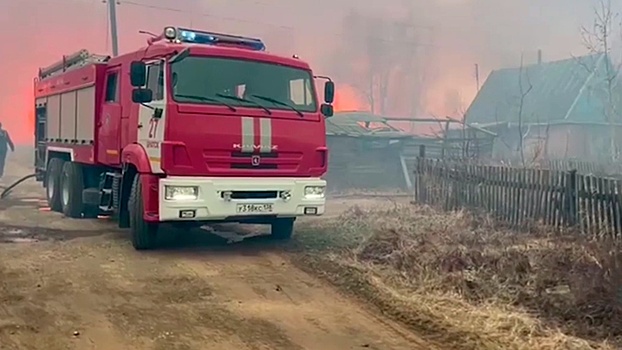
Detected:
[{"left": 0, "top": 122, "right": 15, "bottom": 179}]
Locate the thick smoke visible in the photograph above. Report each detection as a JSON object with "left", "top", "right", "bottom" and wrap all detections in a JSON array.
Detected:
[{"left": 0, "top": 0, "right": 619, "bottom": 143}]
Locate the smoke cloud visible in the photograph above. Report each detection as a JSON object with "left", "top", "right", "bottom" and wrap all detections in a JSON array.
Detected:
[{"left": 1, "top": 0, "right": 619, "bottom": 143}]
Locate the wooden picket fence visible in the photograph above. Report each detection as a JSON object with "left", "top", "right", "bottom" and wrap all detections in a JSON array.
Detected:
[
  {"left": 528, "top": 159, "right": 622, "bottom": 177},
  {"left": 413, "top": 158, "right": 622, "bottom": 237}
]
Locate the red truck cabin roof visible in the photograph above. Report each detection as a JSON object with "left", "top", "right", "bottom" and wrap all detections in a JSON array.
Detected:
[
  {"left": 109, "top": 42, "right": 313, "bottom": 71},
  {"left": 34, "top": 41, "right": 313, "bottom": 98}
]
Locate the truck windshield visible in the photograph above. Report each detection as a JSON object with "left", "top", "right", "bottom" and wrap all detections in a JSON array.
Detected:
[{"left": 170, "top": 56, "right": 317, "bottom": 113}]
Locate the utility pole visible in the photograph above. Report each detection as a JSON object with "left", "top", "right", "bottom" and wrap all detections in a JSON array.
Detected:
[
  {"left": 474, "top": 63, "right": 480, "bottom": 92},
  {"left": 107, "top": 0, "right": 119, "bottom": 56}
]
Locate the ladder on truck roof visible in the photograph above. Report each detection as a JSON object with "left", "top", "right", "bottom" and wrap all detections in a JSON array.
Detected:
[{"left": 38, "top": 49, "right": 110, "bottom": 79}]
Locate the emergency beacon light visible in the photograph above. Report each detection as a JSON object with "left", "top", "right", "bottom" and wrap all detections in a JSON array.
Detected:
[{"left": 162, "top": 26, "right": 266, "bottom": 51}]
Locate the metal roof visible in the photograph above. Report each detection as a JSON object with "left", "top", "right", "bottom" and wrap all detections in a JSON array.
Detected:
[
  {"left": 326, "top": 112, "right": 408, "bottom": 138},
  {"left": 465, "top": 53, "right": 622, "bottom": 125}
]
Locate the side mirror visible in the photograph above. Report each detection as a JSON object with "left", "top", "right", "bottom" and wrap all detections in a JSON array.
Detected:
[
  {"left": 132, "top": 88, "right": 153, "bottom": 103},
  {"left": 130, "top": 61, "right": 147, "bottom": 87},
  {"left": 321, "top": 103, "right": 333, "bottom": 118},
  {"left": 324, "top": 81, "right": 335, "bottom": 104}
]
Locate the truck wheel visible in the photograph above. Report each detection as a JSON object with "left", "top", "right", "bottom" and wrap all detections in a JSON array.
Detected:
[
  {"left": 128, "top": 175, "right": 158, "bottom": 250},
  {"left": 270, "top": 218, "right": 295, "bottom": 240},
  {"left": 45, "top": 158, "right": 64, "bottom": 212},
  {"left": 60, "top": 162, "right": 85, "bottom": 218}
]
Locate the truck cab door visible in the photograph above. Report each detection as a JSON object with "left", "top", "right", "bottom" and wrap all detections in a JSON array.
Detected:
[
  {"left": 136, "top": 60, "right": 167, "bottom": 174},
  {"left": 98, "top": 67, "right": 122, "bottom": 164}
]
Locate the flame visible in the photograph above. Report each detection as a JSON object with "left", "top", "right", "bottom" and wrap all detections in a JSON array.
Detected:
[
  {"left": 333, "top": 84, "right": 369, "bottom": 112},
  {"left": 0, "top": 1, "right": 188, "bottom": 145},
  {"left": 419, "top": 52, "right": 479, "bottom": 119}
]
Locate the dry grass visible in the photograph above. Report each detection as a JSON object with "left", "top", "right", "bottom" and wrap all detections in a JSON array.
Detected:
[{"left": 294, "top": 203, "right": 622, "bottom": 350}]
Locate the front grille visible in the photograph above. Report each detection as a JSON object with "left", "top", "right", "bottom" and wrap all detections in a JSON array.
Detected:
[
  {"left": 231, "top": 151, "right": 278, "bottom": 158},
  {"left": 231, "top": 163, "right": 277, "bottom": 169},
  {"left": 230, "top": 151, "right": 278, "bottom": 169},
  {"left": 203, "top": 149, "right": 302, "bottom": 172}
]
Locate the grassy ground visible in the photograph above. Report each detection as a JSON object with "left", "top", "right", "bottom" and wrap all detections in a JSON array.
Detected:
[{"left": 292, "top": 202, "right": 622, "bottom": 350}]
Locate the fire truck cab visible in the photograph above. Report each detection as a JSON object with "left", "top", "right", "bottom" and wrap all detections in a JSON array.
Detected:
[{"left": 34, "top": 26, "right": 334, "bottom": 250}]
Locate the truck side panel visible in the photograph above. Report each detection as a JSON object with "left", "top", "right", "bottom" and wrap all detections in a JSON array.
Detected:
[
  {"left": 59, "top": 91, "right": 76, "bottom": 141},
  {"left": 46, "top": 95, "right": 61, "bottom": 141},
  {"left": 35, "top": 64, "right": 106, "bottom": 167},
  {"left": 76, "top": 86, "right": 96, "bottom": 143}
]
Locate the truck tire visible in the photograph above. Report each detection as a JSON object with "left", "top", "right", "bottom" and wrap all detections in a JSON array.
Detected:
[
  {"left": 270, "top": 218, "right": 295, "bottom": 240},
  {"left": 45, "top": 158, "right": 64, "bottom": 212},
  {"left": 128, "top": 175, "right": 158, "bottom": 250},
  {"left": 60, "top": 162, "right": 85, "bottom": 218}
]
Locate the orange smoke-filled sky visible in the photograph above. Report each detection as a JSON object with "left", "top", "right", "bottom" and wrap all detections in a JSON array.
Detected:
[{"left": 1, "top": 0, "right": 616, "bottom": 143}]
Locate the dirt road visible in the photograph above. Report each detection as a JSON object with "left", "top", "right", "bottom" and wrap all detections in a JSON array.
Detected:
[{"left": 0, "top": 149, "right": 428, "bottom": 350}]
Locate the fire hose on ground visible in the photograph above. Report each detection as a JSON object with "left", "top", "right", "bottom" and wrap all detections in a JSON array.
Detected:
[{"left": 0, "top": 174, "right": 37, "bottom": 199}]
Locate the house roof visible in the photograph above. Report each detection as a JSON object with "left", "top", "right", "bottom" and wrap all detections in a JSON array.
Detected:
[
  {"left": 465, "top": 53, "right": 622, "bottom": 126},
  {"left": 326, "top": 111, "right": 409, "bottom": 138}
]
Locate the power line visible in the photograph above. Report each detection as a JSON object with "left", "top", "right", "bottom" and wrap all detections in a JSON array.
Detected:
[
  {"left": 121, "top": 1, "right": 293, "bottom": 30},
  {"left": 14, "top": 0, "right": 436, "bottom": 48},
  {"left": 18, "top": 0, "right": 99, "bottom": 4},
  {"left": 120, "top": 1, "right": 436, "bottom": 47},
  {"left": 122, "top": 0, "right": 432, "bottom": 31}
]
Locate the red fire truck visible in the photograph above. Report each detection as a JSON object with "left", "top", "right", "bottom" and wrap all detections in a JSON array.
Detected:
[{"left": 33, "top": 26, "right": 334, "bottom": 250}]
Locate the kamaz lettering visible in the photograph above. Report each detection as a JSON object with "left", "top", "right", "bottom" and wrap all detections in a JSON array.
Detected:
[{"left": 233, "top": 144, "right": 279, "bottom": 151}]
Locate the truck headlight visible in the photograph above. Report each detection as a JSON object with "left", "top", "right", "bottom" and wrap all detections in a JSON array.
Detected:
[
  {"left": 164, "top": 185, "right": 198, "bottom": 200},
  {"left": 304, "top": 186, "right": 325, "bottom": 199}
]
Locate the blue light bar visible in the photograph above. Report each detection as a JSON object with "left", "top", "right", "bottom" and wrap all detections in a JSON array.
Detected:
[{"left": 174, "top": 27, "right": 266, "bottom": 51}]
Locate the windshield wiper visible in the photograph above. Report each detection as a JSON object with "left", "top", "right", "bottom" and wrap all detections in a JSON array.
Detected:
[
  {"left": 215, "top": 93, "right": 272, "bottom": 115},
  {"left": 250, "top": 94, "right": 304, "bottom": 118},
  {"left": 175, "top": 94, "right": 237, "bottom": 112}
]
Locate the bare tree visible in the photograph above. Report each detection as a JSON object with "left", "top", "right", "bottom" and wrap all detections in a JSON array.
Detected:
[
  {"left": 580, "top": 0, "right": 622, "bottom": 160},
  {"left": 517, "top": 54, "right": 533, "bottom": 166},
  {"left": 364, "top": 24, "right": 393, "bottom": 114},
  {"left": 329, "top": 9, "right": 428, "bottom": 115},
  {"left": 400, "top": 0, "right": 431, "bottom": 116}
]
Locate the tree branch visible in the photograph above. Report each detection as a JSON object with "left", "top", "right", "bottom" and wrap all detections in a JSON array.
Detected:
[{"left": 517, "top": 53, "right": 533, "bottom": 166}]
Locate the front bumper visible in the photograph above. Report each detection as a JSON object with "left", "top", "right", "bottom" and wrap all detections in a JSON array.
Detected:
[{"left": 158, "top": 177, "right": 326, "bottom": 221}]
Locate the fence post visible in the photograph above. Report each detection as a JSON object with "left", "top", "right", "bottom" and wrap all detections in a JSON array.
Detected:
[
  {"left": 566, "top": 169, "right": 578, "bottom": 227},
  {"left": 416, "top": 145, "right": 426, "bottom": 203}
]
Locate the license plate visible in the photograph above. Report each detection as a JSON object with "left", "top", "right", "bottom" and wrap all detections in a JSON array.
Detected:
[{"left": 236, "top": 203, "right": 273, "bottom": 213}]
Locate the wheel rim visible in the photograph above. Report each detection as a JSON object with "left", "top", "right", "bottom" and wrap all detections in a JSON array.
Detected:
[
  {"left": 46, "top": 172, "right": 54, "bottom": 199},
  {"left": 61, "top": 173, "right": 69, "bottom": 207}
]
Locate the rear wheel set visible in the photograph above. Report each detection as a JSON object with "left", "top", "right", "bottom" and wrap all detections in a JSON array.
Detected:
[
  {"left": 45, "top": 159, "right": 159, "bottom": 250},
  {"left": 45, "top": 158, "right": 64, "bottom": 212},
  {"left": 46, "top": 159, "right": 93, "bottom": 219},
  {"left": 60, "top": 161, "right": 85, "bottom": 218}
]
